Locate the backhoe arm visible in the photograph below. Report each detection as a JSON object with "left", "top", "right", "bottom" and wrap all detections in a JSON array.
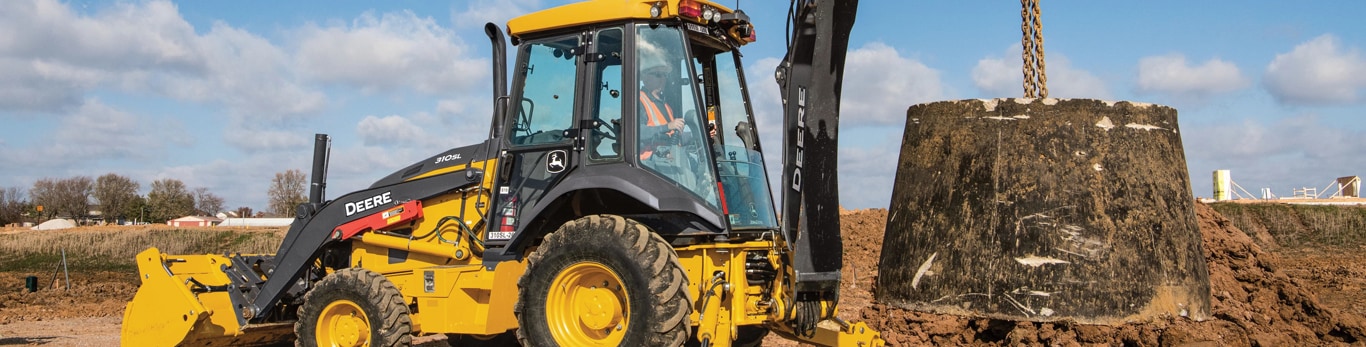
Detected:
[
  {"left": 773, "top": 1, "right": 877, "bottom": 344},
  {"left": 776, "top": 0, "right": 858, "bottom": 293}
]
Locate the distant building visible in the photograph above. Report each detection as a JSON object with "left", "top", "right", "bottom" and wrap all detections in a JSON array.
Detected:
[
  {"left": 168, "top": 216, "right": 223, "bottom": 227},
  {"left": 218, "top": 218, "right": 294, "bottom": 227}
]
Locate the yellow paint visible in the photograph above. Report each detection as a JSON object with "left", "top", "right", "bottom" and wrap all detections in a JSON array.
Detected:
[
  {"left": 674, "top": 239, "right": 779, "bottom": 343},
  {"left": 508, "top": 0, "right": 735, "bottom": 37},
  {"left": 546, "top": 261, "right": 630, "bottom": 345},
  {"left": 408, "top": 158, "right": 497, "bottom": 181},
  {"left": 121, "top": 248, "right": 294, "bottom": 347},
  {"left": 315, "top": 299, "right": 371, "bottom": 346}
]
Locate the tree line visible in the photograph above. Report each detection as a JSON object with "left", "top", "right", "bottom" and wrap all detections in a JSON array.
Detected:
[{"left": 0, "top": 169, "right": 310, "bottom": 226}]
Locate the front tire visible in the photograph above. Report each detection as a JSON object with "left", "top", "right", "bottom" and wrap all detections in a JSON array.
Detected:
[
  {"left": 515, "top": 215, "right": 692, "bottom": 346},
  {"left": 295, "top": 268, "right": 412, "bottom": 347}
]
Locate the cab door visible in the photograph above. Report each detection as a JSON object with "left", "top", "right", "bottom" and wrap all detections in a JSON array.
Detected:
[{"left": 487, "top": 32, "right": 585, "bottom": 244}]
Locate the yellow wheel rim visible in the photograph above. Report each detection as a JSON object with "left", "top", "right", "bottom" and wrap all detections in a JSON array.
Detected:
[
  {"left": 316, "top": 299, "right": 371, "bottom": 347},
  {"left": 546, "top": 261, "right": 630, "bottom": 346}
]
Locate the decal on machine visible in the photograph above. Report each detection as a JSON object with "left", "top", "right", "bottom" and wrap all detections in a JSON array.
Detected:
[
  {"left": 345, "top": 192, "right": 393, "bottom": 217},
  {"left": 434, "top": 153, "right": 462, "bottom": 164},
  {"left": 547, "top": 150, "right": 567, "bottom": 173}
]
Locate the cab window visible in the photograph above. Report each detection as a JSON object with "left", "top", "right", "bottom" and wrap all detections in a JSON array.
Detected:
[
  {"left": 589, "top": 28, "right": 624, "bottom": 160},
  {"left": 510, "top": 35, "right": 579, "bottom": 146}
]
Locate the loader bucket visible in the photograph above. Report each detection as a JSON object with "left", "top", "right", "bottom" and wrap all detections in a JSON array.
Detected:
[{"left": 121, "top": 247, "right": 295, "bottom": 347}]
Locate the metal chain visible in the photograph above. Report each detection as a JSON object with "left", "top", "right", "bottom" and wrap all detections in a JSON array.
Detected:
[{"left": 1020, "top": 0, "right": 1047, "bottom": 98}]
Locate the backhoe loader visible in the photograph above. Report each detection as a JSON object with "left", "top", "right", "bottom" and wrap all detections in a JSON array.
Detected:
[{"left": 121, "top": 0, "right": 879, "bottom": 346}]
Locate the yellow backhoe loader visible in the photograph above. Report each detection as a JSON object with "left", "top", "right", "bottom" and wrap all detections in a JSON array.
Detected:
[{"left": 121, "top": 0, "right": 880, "bottom": 345}]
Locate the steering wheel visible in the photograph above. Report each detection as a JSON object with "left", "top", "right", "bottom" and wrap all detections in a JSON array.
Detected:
[{"left": 593, "top": 118, "right": 620, "bottom": 140}]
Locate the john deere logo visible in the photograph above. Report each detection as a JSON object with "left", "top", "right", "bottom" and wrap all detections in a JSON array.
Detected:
[{"left": 547, "top": 150, "right": 567, "bottom": 173}]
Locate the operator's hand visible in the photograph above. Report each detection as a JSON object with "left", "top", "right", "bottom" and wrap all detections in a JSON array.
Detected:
[{"left": 667, "top": 118, "right": 685, "bottom": 132}]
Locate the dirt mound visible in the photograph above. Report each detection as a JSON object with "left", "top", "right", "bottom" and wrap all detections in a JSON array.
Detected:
[
  {"left": 4, "top": 205, "right": 1365, "bottom": 347},
  {"left": 0, "top": 272, "right": 137, "bottom": 324},
  {"left": 853, "top": 203, "right": 1366, "bottom": 346}
]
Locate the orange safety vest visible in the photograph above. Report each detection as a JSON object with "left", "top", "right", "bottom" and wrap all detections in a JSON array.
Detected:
[{"left": 639, "top": 91, "right": 674, "bottom": 160}]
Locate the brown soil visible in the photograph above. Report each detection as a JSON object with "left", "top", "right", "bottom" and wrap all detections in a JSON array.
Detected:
[
  {"left": 4, "top": 203, "right": 1365, "bottom": 346},
  {"left": 835, "top": 203, "right": 1366, "bottom": 346}
]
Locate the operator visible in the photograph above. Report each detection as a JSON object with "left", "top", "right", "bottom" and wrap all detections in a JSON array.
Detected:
[
  {"left": 639, "top": 58, "right": 720, "bottom": 161},
  {"left": 638, "top": 57, "right": 684, "bottom": 161}
]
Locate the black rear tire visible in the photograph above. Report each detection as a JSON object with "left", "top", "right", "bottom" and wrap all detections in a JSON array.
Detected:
[
  {"left": 515, "top": 214, "right": 692, "bottom": 346},
  {"left": 732, "top": 326, "right": 769, "bottom": 347},
  {"left": 446, "top": 331, "right": 520, "bottom": 346},
  {"left": 685, "top": 326, "right": 768, "bottom": 347},
  {"left": 295, "top": 268, "right": 412, "bottom": 347}
]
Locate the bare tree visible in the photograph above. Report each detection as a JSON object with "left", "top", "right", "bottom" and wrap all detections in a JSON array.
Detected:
[
  {"left": 148, "top": 179, "right": 194, "bottom": 223},
  {"left": 193, "top": 187, "right": 225, "bottom": 216},
  {"left": 231, "top": 206, "right": 254, "bottom": 218},
  {"left": 268, "top": 169, "right": 308, "bottom": 217},
  {"left": 29, "top": 178, "right": 56, "bottom": 221},
  {"left": 30, "top": 177, "right": 93, "bottom": 222},
  {"left": 95, "top": 173, "right": 140, "bottom": 223},
  {"left": 0, "top": 187, "right": 27, "bottom": 226}
]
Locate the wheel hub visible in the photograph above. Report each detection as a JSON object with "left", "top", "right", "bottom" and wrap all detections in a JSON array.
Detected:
[
  {"left": 576, "top": 286, "right": 622, "bottom": 330},
  {"left": 548, "top": 261, "right": 629, "bottom": 345},
  {"left": 318, "top": 299, "right": 371, "bottom": 347}
]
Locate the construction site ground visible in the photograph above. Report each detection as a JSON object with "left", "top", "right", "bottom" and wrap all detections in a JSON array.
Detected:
[{"left": 2, "top": 203, "right": 1364, "bottom": 346}]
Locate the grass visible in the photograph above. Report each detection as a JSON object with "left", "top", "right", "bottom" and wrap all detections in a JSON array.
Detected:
[
  {"left": 1209, "top": 202, "right": 1366, "bottom": 249},
  {"left": 0, "top": 226, "right": 285, "bottom": 273}
]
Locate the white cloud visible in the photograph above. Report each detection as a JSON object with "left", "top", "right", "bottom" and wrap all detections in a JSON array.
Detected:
[
  {"left": 0, "top": 58, "right": 91, "bottom": 111},
  {"left": 837, "top": 135, "right": 903, "bottom": 209},
  {"left": 841, "top": 42, "right": 944, "bottom": 126},
  {"left": 1264, "top": 34, "right": 1366, "bottom": 105},
  {"left": 0, "top": 0, "right": 325, "bottom": 135},
  {"left": 972, "top": 56, "right": 1018, "bottom": 98},
  {"left": 746, "top": 42, "right": 943, "bottom": 144},
  {"left": 1136, "top": 54, "right": 1249, "bottom": 97},
  {"left": 358, "top": 115, "right": 426, "bottom": 145},
  {"left": 972, "top": 45, "right": 1111, "bottom": 99},
  {"left": 451, "top": 0, "right": 542, "bottom": 29},
  {"left": 1186, "top": 114, "right": 1363, "bottom": 162},
  {"left": 744, "top": 43, "right": 936, "bottom": 208},
  {"left": 0, "top": 99, "right": 185, "bottom": 171},
  {"left": 0, "top": 0, "right": 204, "bottom": 72},
  {"left": 0, "top": 0, "right": 204, "bottom": 112},
  {"left": 295, "top": 10, "right": 488, "bottom": 95},
  {"left": 162, "top": 22, "right": 326, "bottom": 121},
  {"left": 222, "top": 127, "right": 310, "bottom": 153}
]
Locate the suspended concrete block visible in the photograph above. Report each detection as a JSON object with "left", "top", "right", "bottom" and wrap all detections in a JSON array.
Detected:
[{"left": 876, "top": 98, "right": 1210, "bottom": 325}]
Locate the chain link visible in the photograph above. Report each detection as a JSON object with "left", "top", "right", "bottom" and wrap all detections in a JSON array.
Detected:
[{"left": 1020, "top": 0, "right": 1047, "bottom": 98}]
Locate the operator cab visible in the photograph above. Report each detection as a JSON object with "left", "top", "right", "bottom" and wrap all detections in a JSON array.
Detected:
[
  {"left": 495, "top": 0, "right": 776, "bottom": 248},
  {"left": 628, "top": 20, "right": 778, "bottom": 231}
]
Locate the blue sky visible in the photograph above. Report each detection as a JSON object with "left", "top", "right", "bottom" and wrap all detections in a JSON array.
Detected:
[{"left": 2, "top": 0, "right": 1364, "bottom": 211}]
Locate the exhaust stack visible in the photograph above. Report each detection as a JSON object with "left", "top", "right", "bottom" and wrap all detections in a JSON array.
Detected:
[{"left": 309, "top": 133, "right": 330, "bottom": 206}]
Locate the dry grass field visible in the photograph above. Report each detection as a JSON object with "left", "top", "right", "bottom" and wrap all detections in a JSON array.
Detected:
[{"left": 0, "top": 224, "right": 285, "bottom": 273}]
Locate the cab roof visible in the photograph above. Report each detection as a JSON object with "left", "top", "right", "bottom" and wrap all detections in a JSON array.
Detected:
[{"left": 507, "top": 0, "right": 734, "bottom": 38}]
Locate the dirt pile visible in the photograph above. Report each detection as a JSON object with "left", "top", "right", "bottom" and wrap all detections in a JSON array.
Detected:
[
  {"left": 854, "top": 203, "right": 1366, "bottom": 346},
  {"left": 0, "top": 272, "right": 136, "bottom": 324},
  {"left": 4, "top": 204, "right": 1366, "bottom": 347}
]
